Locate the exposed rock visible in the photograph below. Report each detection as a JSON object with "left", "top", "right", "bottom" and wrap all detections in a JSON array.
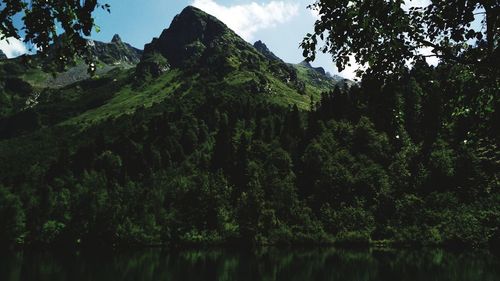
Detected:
[
  {"left": 253, "top": 40, "right": 281, "bottom": 61},
  {"left": 141, "top": 6, "right": 240, "bottom": 69},
  {"left": 0, "top": 50, "right": 7, "bottom": 60},
  {"left": 299, "top": 60, "right": 327, "bottom": 76},
  {"left": 89, "top": 34, "right": 143, "bottom": 64},
  {"left": 138, "top": 5, "right": 349, "bottom": 91},
  {"left": 111, "top": 34, "right": 123, "bottom": 43}
]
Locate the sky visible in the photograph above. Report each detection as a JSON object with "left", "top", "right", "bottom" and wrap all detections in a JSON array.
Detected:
[
  {"left": 0, "top": 0, "right": 465, "bottom": 79},
  {"left": 1, "top": 0, "right": 361, "bottom": 78}
]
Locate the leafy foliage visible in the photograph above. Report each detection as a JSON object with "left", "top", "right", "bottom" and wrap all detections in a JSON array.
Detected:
[
  {"left": 1, "top": 0, "right": 111, "bottom": 73},
  {"left": 302, "top": 0, "right": 499, "bottom": 78}
]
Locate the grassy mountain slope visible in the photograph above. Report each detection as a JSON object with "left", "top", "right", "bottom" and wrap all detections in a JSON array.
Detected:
[
  {"left": 0, "top": 33, "right": 141, "bottom": 94},
  {"left": 0, "top": 6, "right": 343, "bottom": 183}
]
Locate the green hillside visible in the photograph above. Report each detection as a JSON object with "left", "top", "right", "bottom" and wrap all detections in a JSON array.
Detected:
[{"left": 0, "top": 6, "right": 498, "bottom": 248}]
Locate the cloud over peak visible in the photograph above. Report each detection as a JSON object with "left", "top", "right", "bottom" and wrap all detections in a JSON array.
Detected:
[{"left": 192, "top": 0, "right": 299, "bottom": 41}]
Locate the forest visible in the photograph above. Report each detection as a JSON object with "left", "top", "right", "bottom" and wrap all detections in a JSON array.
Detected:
[
  {"left": 1, "top": 57, "right": 498, "bottom": 248},
  {"left": 0, "top": 2, "right": 498, "bottom": 249}
]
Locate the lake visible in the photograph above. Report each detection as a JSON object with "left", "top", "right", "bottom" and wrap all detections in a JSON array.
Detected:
[{"left": 1, "top": 247, "right": 500, "bottom": 281}]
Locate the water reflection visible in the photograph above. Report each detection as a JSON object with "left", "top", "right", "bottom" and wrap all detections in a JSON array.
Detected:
[{"left": 1, "top": 247, "right": 499, "bottom": 281}]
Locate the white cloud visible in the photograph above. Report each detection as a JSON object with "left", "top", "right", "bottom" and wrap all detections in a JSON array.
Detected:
[
  {"left": 192, "top": 0, "right": 299, "bottom": 41},
  {"left": 0, "top": 36, "right": 28, "bottom": 58},
  {"left": 403, "top": 0, "right": 430, "bottom": 11}
]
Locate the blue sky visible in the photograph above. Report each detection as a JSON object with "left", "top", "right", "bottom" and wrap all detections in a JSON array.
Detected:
[
  {"left": 91, "top": 0, "right": 347, "bottom": 77},
  {"left": 5, "top": 0, "right": 482, "bottom": 79},
  {"left": 1, "top": 0, "right": 356, "bottom": 78}
]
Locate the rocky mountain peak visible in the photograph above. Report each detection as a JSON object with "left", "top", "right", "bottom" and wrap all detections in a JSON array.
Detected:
[
  {"left": 141, "top": 5, "right": 238, "bottom": 70},
  {"left": 90, "top": 35, "right": 142, "bottom": 65},
  {"left": 167, "top": 6, "right": 226, "bottom": 37},
  {"left": 111, "top": 34, "right": 123, "bottom": 44},
  {"left": 253, "top": 40, "right": 280, "bottom": 61}
]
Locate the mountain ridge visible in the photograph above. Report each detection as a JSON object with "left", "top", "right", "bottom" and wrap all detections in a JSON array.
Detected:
[
  {"left": 0, "top": 5, "right": 347, "bottom": 173},
  {"left": 1, "top": 6, "right": 347, "bottom": 93},
  {"left": 0, "top": 5, "right": 351, "bottom": 123},
  {"left": 299, "top": 60, "right": 327, "bottom": 76},
  {"left": 253, "top": 40, "right": 281, "bottom": 62},
  {"left": 87, "top": 34, "right": 143, "bottom": 65}
]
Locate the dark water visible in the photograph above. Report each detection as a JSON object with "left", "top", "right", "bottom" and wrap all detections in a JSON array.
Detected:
[{"left": 1, "top": 247, "right": 500, "bottom": 281}]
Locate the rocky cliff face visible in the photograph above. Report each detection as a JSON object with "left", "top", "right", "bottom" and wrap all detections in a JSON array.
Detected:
[
  {"left": 88, "top": 34, "right": 143, "bottom": 64},
  {"left": 253, "top": 40, "right": 281, "bottom": 61},
  {"left": 136, "top": 6, "right": 348, "bottom": 93},
  {"left": 138, "top": 6, "right": 264, "bottom": 77},
  {"left": 142, "top": 6, "right": 231, "bottom": 68}
]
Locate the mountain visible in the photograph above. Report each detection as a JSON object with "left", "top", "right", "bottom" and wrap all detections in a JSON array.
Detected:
[
  {"left": 298, "top": 60, "right": 327, "bottom": 76},
  {"left": 5, "top": 6, "right": 494, "bottom": 249},
  {"left": 253, "top": 40, "right": 281, "bottom": 61},
  {"left": 294, "top": 60, "right": 356, "bottom": 89},
  {"left": 0, "top": 5, "right": 344, "bottom": 180},
  {"left": 49, "top": 33, "right": 142, "bottom": 65},
  {"left": 135, "top": 6, "right": 341, "bottom": 106},
  {"left": 250, "top": 42, "right": 355, "bottom": 93},
  {"left": 0, "top": 34, "right": 142, "bottom": 90},
  {"left": 0, "top": 6, "right": 352, "bottom": 245},
  {"left": 88, "top": 33, "right": 143, "bottom": 65},
  {"left": 141, "top": 6, "right": 233, "bottom": 69},
  {"left": 252, "top": 39, "right": 353, "bottom": 92},
  {"left": 298, "top": 60, "right": 350, "bottom": 81}
]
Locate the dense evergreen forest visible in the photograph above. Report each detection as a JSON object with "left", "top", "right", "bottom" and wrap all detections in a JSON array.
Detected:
[
  {"left": 0, "top": 5, "right": 499, "bottom": 249},
  {"left": 1, "top": 59, "right": 498, "bottom": 248}
]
